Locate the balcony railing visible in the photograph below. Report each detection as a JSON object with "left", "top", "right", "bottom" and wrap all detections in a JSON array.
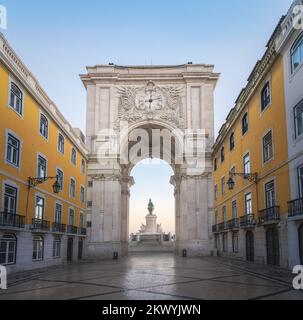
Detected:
[
  {"left": 67, "top": 225, "right": 78, "bottom": 235},
  {"left": 79, "top": 227, "right": 87, "bottom": 236},
  {"left": 240, "top": 214, "right": 256, "bottom": 228},
  {"left": 212, "top": 224, "right": 219, "bottom": 233},
  {"left": 52, "top": 222, "right": 67, "bottom": 233},
  {"left": 227, "top": 218, "right": 239, "bottom": 230},
  {"left": 259, "top": 206, "right": 280, "bottom": 224},
  {"left": 31, "top": 218, "right": 50, "bottom": 231},
  {"left": 0, "top": 212, "right": 25, "bottom": 229},
  {"left": 218, "top": 222, "right": 228, "bottom": 232},
  {"left": 288, "top": 198, "right": 303, "bottom": 218}
]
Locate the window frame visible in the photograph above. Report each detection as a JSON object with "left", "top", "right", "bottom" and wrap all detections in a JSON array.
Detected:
[
  {"left": 5, "top": 132, "right": 21, "bottom": 168},
  {"left": 232, "top": 200, "right": 237, "bottom": 219},
  {"left": 232, "top": 233, "right": 239, "bottom": 253},
  {"left": 71, "top": 147, "right": 77, "bottom": 166},
  {"left": 54, "top": 202, "right": 62, "bottom": 224},
  {"left": 39, "top": 112, "right": 49, "bottom": 140},
  {"left": 58, "top": 133, "right": 65, "bottom": 154},
  {"left": 81, "top": 159, "right": 86, "bottom": 175},
  {"left": 0, "top": 234, "right": 17, "bottom": 266},
  {"left": 262, "top": 129, "right": 274, "bottom": 163},
  {"left": 221, "top": 147, "right": 225, "bottom": 163},
  {"left": 3, "top": 184, "right": 18, "bottom": 214},
  {"left": 221, "top": 176, "right": 226, "bottom": 195},
  {"left": 245, "top": 192, "right": 253, "bottom": 215},
  {"left": 298, "top": 165, "right": 303, "bottom": 198},
  {"left": 70, "top": 178, "right": 76, "bottom": 198},
  {"left": 37, "top": 154, "right": 47, "bottom": 179},
  {"left": 80, "top": 185, "right": 85, "bottom": 203},
  {"left": 8, "top": 81, "right": 24, "bottom": 116},
  {"left": 53, "top": 236, "right": 61, "bottom": 259},
  {"left": 32, "top": 235, "right": 44, "bottom": 262},
  {"left": 294, "top": 100, "right": 303, "bottom": 139},
  {"left": 243, "top": 153, "right": 251, "bottom": 176},
  {"left": 35, "top": 195, "right": 45, "bottom": 221},
  {"left": 69, "top": 208, "right": 75, "bottom": 226},
  {"left": 242, "top": 112, "right": 249, "bottom": 135},
  {"left": 230, "top": 132, "right": 235, "bottom": 151},
  {"left": 265, "top": 179, "right": 276, "bottom": 209},
  {"left": 56, "top": 168, "right": 64, "bottom": 191},
  {"left": 260, "top": 81, "right": 271, "bottom": 112},
  {"left": 291, "top": 33, "right": 303, "bottom": 74}
]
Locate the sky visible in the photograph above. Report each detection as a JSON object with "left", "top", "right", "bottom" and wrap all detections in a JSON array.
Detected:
[{"left": 1, "top": 0, "right": 292, "bottom": 233}]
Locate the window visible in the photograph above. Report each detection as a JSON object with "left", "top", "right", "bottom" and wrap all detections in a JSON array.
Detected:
[
  {"left": 88, "top": 181, "right": 93, "bottom": 188},
  {"left": 39, "top": 114, "right": 49, "bottom": 139},
  {"left": 243, "top": 153, "right": 251, "bottom": 176},
  {"left": 81, "top": 159, "right": 86, "bottom": 174},
  {"left": 232, "top": 233, "right": 239, "bottom": 253},
  {"left": 263, "top": 131, "right": 273, "bottom": 163},
  {"left": 221, "top": 177, "right": 226, "bottom": 194},
  {"left": 214, "top": 158, "right": 217, "bottom": 171},
  {"left": 53, "top": 236, "right": 61, "bottom": 258},
  {"left": 221, "top": 147, "right": 225, "bottom": 163},
  {"left": 294, "top": 101, "right": 303, "bottom": 138},
  {"left": 222, "top": 206, "right": 226, "bottom": 222},
  {"left": 56, "top": 168, "right": 64, "bottom": 190},
  {"left": 230, "top": 132, "right": 235, "bottom": 151},
  {"left": 261, "top": 82, "right": 271, "bottom": 111},
  {"left": 32, "top": 236, "right": 44, "bottom": 261},
  {"left": 6, "top": 133, "right": 20, "bottom": 167},
  {"left": 242, "top": 113, "right": 249, "bottom": 135},
  {"left": 232, "top": 200, "right": 237, "bottom": 219},
  {"left": 215, "top": 210, "right": 218, "bottom": 225},
  {"left": 80, "top": 186, "right": 85, "bottom": 203},
  {"left": 214, "top": 185, "right": 218, "bottom": 200},
  {"left": 69, "top": 208, "right": 75, "bottom": 226},
  {"left": 71, "top": 148, "right": 77, "bottom": 165},
  {"left": 54, "top": 203, "right": 62, "bottom": 224},
  {"left": 35, "top": 196, "right": 45, "bottom": 220},
  {"left": 230, "top": 166, "right": 236, "bottom": 187},
  {"left": 58, "top": 133, "right": 65, "bottom": 154},
  {"left": 37, "top": 155, "right": 47, "bottom": 178},
  {"left": 79, "top": 212, "right": 84, "bottom": 228},
  {"left": 87, "top": 201, "right": 93, "bottom": 208},
  {"left": 291, "top": 34, "right": 303, "bottom": 73},
  {"left": 265, "top": 180, "right": 276, "bottom": 208},
  {"left": 0, "top": 234, "right": 17, "bottom": 265},
  {"left": 222, "top": 233, "right": 228, "bottom": 252},
  {"left": 70, "top": 179, "right": 76, "bottom": 198},
  {"left": 4, "top": 185, "right": 17, "bottom": 214},
  {"left": 298, "top": 165, "right": 303, "bottom": 198},
  {"left": 245, "top": 193, "right": 252, "bottom": 215},
  {"left": 9, "top": 82, "right": 23, "bottom": 115}
]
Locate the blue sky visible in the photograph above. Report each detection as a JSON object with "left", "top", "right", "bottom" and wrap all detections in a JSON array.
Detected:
[{"left": 1, "top": 0, "right": 291, "bottom": 233}]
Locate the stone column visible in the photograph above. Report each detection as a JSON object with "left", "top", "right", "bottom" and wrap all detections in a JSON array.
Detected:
[{"left": 120, "top": 174, "right": 134, "bottom": 256}]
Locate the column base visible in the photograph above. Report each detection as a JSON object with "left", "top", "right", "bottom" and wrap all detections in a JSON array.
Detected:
[
  {"left": 175, "top": 240, "right": 212, "bottom": 257},
  {"left": 85, "top": 241, "right": 128, "bottom": 260}
]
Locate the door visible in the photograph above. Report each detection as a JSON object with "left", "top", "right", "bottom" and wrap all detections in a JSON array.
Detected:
[
  {"left": 299, "top": 224, "right": 303, "bottom": 265},
  {"left": 67, "top": 237, "right": 73, "bottom": 262},
  {"left": 266, "top": 227, "right": 280, "bottom": 266},
  {"left": 78, "top": 238, "right": 83, "bottom": 260},
  {"left": 246, "top": 231, "right": 254, "bottom": 262}
]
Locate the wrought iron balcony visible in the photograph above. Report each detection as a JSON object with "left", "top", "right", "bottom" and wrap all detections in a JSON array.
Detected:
[
  {"left": 67, "top": 225, "right": 78, "bottom": 235},
  {"left": 227, "top": 218, "right": 240, "bottom": 230},
  {"left": 79, "top": 227, "right": 87, "bottom": 236},
  {"left": 0, "top": 212, "right": 25, "bottom": 229},
  {"left": 218, "top": 222, "right": 228, "bottom": 232},
  {"left": 288, "top": 198, "right": 303, "bottom": 218},
  {"left": 31, "top": 218, "right": 50, "bottom": 231},
  {"left": 52, "top": 222, "right": 66, "bottom": 233},
  {"left": 259, "top": 206, "right": 280, "bottom": 224},
  {"left": 240, "top": 214, "right": 256, "bottom": 228}
]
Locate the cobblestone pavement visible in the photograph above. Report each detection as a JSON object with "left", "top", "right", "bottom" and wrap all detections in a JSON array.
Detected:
[{"left": 0, "top": 253, "right": 302, "bottom": 300}]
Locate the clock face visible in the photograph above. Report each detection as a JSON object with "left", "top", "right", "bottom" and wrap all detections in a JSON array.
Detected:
[{"left": 135, "top": 83, "right": 164, "bottom": 112}]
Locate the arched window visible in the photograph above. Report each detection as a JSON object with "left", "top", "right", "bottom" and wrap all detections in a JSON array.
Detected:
[
  {"left": 230, "top": 132, "right": 235, "bottom": 151},
  {"left": 0, "top": 234, "right": 17, "bottom": 265},
  {"left": 242, "top": 113, "right": 249, "bottom": 135},
  {"left": 221, "top": 147, "right": 225, "bottom": 163},
  {"left": 291, "top": 33, "right": 303, "bottom": 73},
  {"left": 9, "top": 82, "right": 23, "bottom": 115},
  {"left": 33, "top": 235, "right": 44, "bottom": 261}
]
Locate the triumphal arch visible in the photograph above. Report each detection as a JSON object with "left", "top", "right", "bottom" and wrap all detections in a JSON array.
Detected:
[{"left": 80, "top": 64, "right": 219, "bottom": 258}]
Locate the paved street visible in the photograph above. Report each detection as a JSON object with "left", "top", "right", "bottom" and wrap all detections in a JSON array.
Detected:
[{"left": 0, "top": 253, "right": 302, "bottom": 300}]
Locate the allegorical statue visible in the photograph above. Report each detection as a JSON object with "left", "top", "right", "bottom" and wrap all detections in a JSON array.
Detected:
[{"left": 147, "top": 199, "right": 154, "bottom": 215}]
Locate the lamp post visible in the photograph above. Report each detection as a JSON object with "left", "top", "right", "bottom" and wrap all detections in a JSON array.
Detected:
[{"left": 28, "top": 176, "right": 61, "bottom": 194}]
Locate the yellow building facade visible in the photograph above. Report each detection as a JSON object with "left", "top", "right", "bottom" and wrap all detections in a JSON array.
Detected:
[
  {"left": 212, "top": 23, "right": 291, "bottom": 268},
  {"left": 0, "top": 34, "right": 87, "bottom": 273}
]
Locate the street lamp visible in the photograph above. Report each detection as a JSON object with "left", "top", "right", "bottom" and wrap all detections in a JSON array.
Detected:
[
  {"left": 227, "top": 172, "right": 258, "bottom": 190},
  {"left": 28, "top": 176, "right": 61, "bottom": 194}
]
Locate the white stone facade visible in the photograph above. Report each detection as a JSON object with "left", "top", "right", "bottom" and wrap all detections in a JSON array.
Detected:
[
  {"left": 276, "top": 0, "right": 303, "bottom": 268},
  {"left": 81, "top": 64, "right": 219, "bottom": 259}
]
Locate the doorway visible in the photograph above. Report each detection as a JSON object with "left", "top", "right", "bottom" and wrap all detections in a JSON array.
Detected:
[
  {"left": 67, "top": 237, "right": 73, "bottom": 262},
  {"left": 246, "top": 231, "right": 254, "bottom": 262},
  {"left": 78, "top": 238, "right": 83, "bottom": 260},
  {"left": 266, "top": 227, "right": 280, "bottom": 266}
]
